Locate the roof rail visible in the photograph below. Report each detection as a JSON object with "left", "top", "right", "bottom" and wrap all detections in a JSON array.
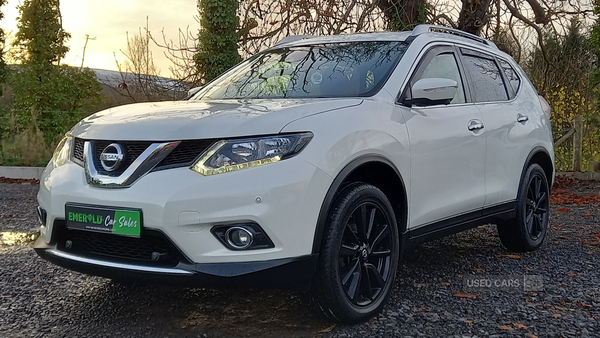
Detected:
[
  {"left": 273, "top": 35, "right": 314, "bottom": 47},
  {"left": 411, "top": 24, "right": 498, "bottom": 49}
]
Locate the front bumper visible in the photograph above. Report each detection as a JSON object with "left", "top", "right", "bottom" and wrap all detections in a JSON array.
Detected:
[
  {"left": 34, "top": 237, "right": 318, "bottom": 288},
  {"left": 36, "top": 154, "right": 332, "bottom": 285}
]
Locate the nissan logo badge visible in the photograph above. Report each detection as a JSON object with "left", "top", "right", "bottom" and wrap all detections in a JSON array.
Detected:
[{"left": 100, "top": 143, "right": 125, "bottom": 172}]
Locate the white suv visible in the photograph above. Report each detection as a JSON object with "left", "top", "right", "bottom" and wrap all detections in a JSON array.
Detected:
[{"left": 35, "top": 25, "right": 554, "bottom": 323}]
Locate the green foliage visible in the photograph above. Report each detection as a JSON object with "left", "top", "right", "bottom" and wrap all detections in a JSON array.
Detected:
[
  {"left": 386, "top": 0, "right": 430, "bottom": 31},
  {"left": 525, "top": 20, "right": 598, "bottom": 171},
  {"left": 591, "top": 0, "right": 600, "bottom": 91},
  {"left": 12, "top": 0, "right": 70, "bottom": 66},
  {"left": 0, "top": 0, "right": 104, "bottom": 153},
  {"left": 0, "top": 0, "right": 7, "bottom": 90},
  {"left": 416, "top": 3, "right": 430, "bottom": 26},
  {"left": 5, "top": 65, "right": 104, "bottom": 144},
  {"left": 0, "top": 128, "right": 53, "bottom": 166},
  {"left": 195, "top": 0, "right": 241, "bottom": 82}
]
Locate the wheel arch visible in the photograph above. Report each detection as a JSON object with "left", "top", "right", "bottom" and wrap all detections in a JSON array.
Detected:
[
  {"left": 311, "top": 156, "right": 408, "bottom": 254},
  {"left": 522, "top": 146, "right": 555, "bottom": 190}
]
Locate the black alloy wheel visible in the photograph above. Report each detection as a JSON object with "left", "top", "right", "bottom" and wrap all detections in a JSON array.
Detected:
[
  {"left": 339, "top": 201, "right": 394, "bottom": 306},
  {"left": 498, "top": 163, "right": 549, "bottom": 252},
  {"left": 311, "top": 183, "right": 399, "bottom": 323},
  {"left": 524, "top": 170, "right": 549, "bottom": 241}
]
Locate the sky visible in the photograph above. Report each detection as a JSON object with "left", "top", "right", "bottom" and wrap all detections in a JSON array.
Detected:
[{"left": 2, "top": 0, "right": 200, "bottom": 78}]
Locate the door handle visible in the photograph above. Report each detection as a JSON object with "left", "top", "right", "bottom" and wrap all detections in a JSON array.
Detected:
[
  {"left": 517, "top": 114, "right": 529, "bottom": 123},
  {"left": 467, "top": 120, "right": 484, "bottom": 131}
]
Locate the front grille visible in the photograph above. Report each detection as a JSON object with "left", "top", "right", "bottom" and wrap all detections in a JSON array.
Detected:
[
  {"left": 93, "top": 140, "right": 153, "bottom": 176},
  {"left": 73, "top": 138, "right": 216, "bottom": 174},
  {"left": 153, "top": 139, "right": 216, "bottom": 171},
  {"left": 54, "top": 220, "right": 188, "bottom": 267},
  {"left": 73, "top": 138, "right": 84, "bottom": 164}
]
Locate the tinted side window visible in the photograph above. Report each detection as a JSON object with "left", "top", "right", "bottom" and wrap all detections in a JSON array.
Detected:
[
  {"left": 418, "top": 53, "right": 466, "bottom": 104},
  {"left": 462, "top": 55, "right": 508, "bottom": 102},
  {"left": 498, "top": 59, "right": 520, "bottom": 98}
]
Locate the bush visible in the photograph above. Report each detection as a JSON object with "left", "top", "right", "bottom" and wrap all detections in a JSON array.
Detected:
[{"left": 0, "top": 129, "right": 53, "bottom": 166}]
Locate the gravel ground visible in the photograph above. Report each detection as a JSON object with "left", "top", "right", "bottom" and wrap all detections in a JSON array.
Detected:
[{"left": 1, "top": 178, "right": 599, "bottom": 338}]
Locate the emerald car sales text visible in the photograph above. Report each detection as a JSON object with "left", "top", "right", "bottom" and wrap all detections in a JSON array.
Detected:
[{"left": 68, "top": 212, "right": 138, "bottom": 228}]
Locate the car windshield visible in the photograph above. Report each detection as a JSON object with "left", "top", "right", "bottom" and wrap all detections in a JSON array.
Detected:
[{"left": 195, "top": 41, "right": 408, "bottom": 99}]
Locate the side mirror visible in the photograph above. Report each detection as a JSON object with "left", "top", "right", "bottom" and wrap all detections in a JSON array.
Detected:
[
  {"left": 184, "top": 86, "right": 203, "bottom": 100},
  {"left": 405, "top": 78, "right": 457, "bottom": 106}
]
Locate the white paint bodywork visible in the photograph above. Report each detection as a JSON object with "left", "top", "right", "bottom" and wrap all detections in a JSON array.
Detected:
[
  {"left": 37, "top": 30, "right": 554, "bottom": 267},
  {"left": 71, "top": 99, "right": 363, "bottom": 141}
]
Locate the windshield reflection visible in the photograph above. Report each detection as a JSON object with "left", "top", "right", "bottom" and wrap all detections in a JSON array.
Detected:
[{"left": 197, "top": 41, "right": 408, "bottom": 100}]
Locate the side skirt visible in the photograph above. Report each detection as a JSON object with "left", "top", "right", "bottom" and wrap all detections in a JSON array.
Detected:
[{"left": 401, "top": 201, "right": 517, "bottom": 252}]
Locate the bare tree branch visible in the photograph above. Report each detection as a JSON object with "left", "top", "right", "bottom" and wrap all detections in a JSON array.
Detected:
[{"left": 525, "top": 0, "right": 549, "bottom": 24}]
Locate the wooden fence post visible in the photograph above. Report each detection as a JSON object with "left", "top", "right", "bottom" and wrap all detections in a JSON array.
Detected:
[{"left": 573, "top": 115, "right": 583, "bottom": 172}]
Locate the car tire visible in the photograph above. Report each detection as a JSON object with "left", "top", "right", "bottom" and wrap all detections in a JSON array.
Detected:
[
  {"left": 497, "top": 163, "right": 549, "bottom": 252},
  {"left": 310, "top": 183, "right": 399, "bottom": 323}
]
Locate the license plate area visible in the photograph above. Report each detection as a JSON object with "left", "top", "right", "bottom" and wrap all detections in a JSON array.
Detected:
[{"left": 65, "top": 203, "right": 143, "bottom": 237}]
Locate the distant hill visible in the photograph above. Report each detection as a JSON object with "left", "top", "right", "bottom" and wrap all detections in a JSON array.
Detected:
[
  {"left": 91, "top": 68, "right": 188, "bottom": 110},
  {"left": 0, "top": 67, "right": 189, "bottom": 112}
]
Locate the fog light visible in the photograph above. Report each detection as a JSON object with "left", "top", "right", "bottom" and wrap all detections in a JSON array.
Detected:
[
  {"left": 225, "top": 227, "right": 254, "bottom": 249},
  {"left": 211, "top": 223, "right": 274, "bottom": 250}
]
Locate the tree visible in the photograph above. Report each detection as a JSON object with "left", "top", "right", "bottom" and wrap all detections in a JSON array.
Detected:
[
  {"left": 112, "top": 19, "right": 186, "bottom": 102},
  {"left": 237, "top": 0, "right": 591, "bottom": 58},
  {"left": 0, "top": 0, "right": 7, "bottom": 91},
  {"left": 456, "top": 0, "right": 494, "bottom": 35},
  {"left": 149, "top": 26, "right": 202, "bottom": 87},
  {"left": 526, "top": 21, "right": 597, "bottom": 170},
  {"left": 161, "top": 0, "right": 594, "bottom": 101},
  {"left": 5, "top": 0, "right": 104, "bottom": 145},
  {"left": 238, "top": 0, "right": 389, "bottom": 55},
  {"left": 195, "top": 0, "right": 241, "bottom": 83},
  {"left": 591, "top": 0, "right": 600, "bottom": 87},
  {"left": 378, "top": 0, "right": 429, "bottom": 31},
  {"left": 12, "top": 0, "right": 69, "bottom": 67}
]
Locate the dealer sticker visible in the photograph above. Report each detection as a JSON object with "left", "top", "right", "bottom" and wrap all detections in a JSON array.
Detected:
[{"left": 65, "top": 203, "right": 142, "bottom": 237}]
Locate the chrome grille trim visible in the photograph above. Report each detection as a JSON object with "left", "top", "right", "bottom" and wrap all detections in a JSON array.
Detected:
[
  {"left": 84, "top": 140, "right": 180, "bottom": 188},
  {"left": 46, "top": 249, "right": 193, "bottom": 275}
]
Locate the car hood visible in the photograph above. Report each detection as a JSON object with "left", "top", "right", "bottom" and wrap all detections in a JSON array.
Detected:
[{"left": 71, "top": 99, "right": 362, "bottom": 140}]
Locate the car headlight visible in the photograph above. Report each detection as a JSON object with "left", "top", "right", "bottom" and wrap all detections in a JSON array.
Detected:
[
  {"left": 52, "top": 135, "right": 73, "bottom": 168},
  {"left": 191, "top": 132, "right": 313, "bottom": 176}
]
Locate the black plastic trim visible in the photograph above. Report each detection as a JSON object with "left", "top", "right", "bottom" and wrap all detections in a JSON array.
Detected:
[
  {"left": 34, "top": 237, "right": 318, "bottom": 289},
  {"left": 520, "top": 146, "right": 555, "bottom": 190},
  {"left": 403, "top": 200, "right": 517, "bottom": 250},
  {"left": 403, "top": 97, "right": 452, "bottom": 107},
  {"left": 312, "top": 155, "right": 407, "bottom": 254},
  {"left": 52, "top": 218, "right": 194, "bottom": 266}
]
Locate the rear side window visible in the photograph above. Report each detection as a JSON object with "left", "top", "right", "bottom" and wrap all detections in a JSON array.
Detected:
[
  {"left": 498, "top": 59, "right": 520, "bottom": 98},
  {"left": 462, "top": 54, "right": 508, "bottom": 103}
]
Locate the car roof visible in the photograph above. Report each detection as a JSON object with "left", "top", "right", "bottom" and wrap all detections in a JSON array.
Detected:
[
  {"left": 272, "top": 31, "right": 413, "bottom": 48},
  {"left": 272, "top": 25, "right": 499, "bottom": 53}
]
